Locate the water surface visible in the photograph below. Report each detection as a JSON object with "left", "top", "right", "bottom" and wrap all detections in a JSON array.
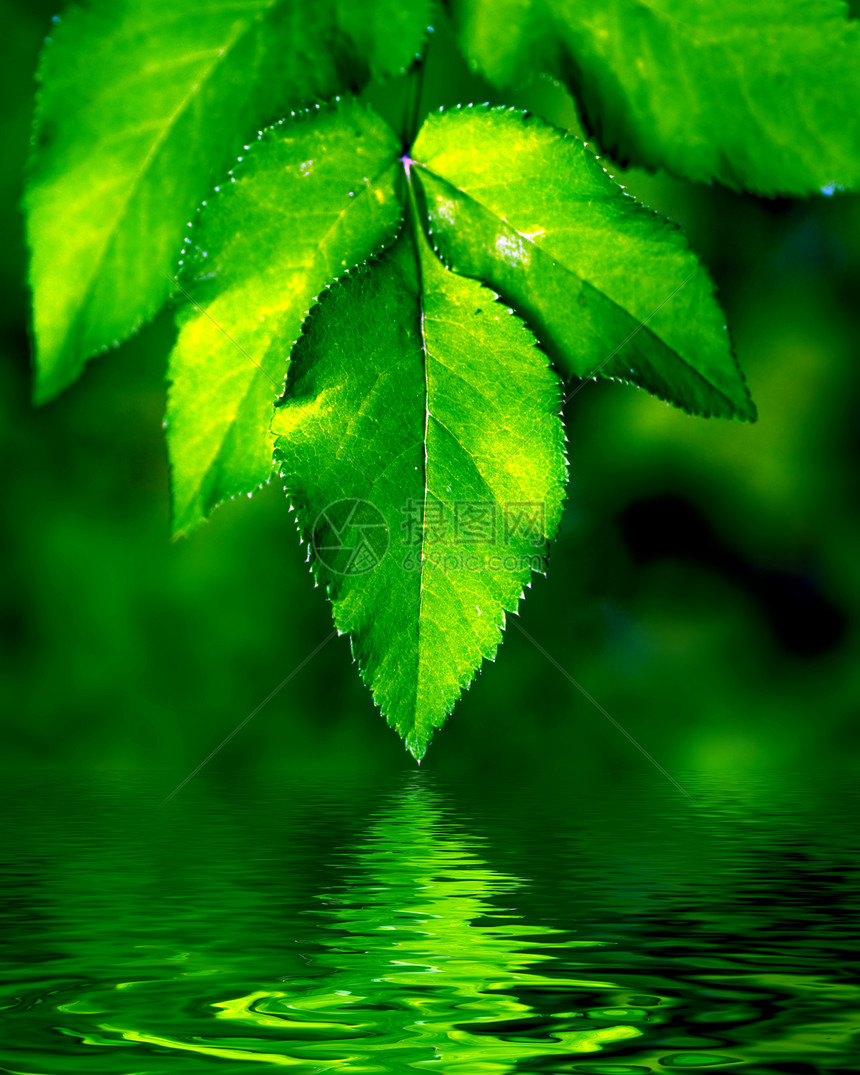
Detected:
[{"left": 1, "top": 770, "right": 857, "bottom": 1073}]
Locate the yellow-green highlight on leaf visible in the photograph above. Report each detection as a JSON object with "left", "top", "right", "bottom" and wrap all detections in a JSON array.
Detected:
[
  {"left": 273, "top": 226, "right": 567, "bottom": 759},
  {"left": 412, "top": 107, "right": 755, "bottom": 422},
  {"left": 450, "top": 0, "right": 860, "bottom": 195},
  {"left": 166, "top": 101, "right": 402, "bottom": 536},
  {"left": 25, "top": 0, "right": 431, "bottom": 404}
]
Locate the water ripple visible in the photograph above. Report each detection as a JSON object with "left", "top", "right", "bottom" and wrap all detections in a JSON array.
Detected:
[{"left": 0, "top": 771, "right": 857, "bottom": 1073}]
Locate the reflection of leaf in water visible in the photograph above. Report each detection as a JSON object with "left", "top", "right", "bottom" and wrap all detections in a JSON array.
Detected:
[{"left": 201, "top": 778, "right": 643, "bottom": 1070}]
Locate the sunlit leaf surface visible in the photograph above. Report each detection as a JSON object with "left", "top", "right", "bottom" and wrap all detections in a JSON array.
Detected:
[
  {"left": 412, "top": 107, "right": 755, "bottom": 420},
  {"left": 166, "top": 101, "right": 402, "bottom": 535},
  {"left": 26, "top": 0, "right": 430, "bottom": 401},
  {"left": 450, "top": 0, "right": 860, "bottom": 194},
  {"left": 25, "top": 0, "right": 765, "bottom": 753},
  {"left": 273, "top": 227, "right": 567, "bottom": 758}
]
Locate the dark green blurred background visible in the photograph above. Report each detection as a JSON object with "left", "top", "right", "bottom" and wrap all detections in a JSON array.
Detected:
[{"left": 2, "top": 1, "right": 858, "bottom": 788}]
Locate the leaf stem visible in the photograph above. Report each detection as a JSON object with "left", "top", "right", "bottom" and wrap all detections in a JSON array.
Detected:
[{"left": 402, "top": 57, "right": 426, "bottom": 150}]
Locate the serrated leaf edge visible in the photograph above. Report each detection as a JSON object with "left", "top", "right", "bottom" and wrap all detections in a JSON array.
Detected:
[
  {"left": 274, "top": 232, "right": 569, "bottom": 759},
  {"left": 413, "top": 105, "right": 757, "bottom": 422}
]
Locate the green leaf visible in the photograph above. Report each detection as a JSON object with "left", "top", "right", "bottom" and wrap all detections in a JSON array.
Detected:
[
  {"left": 450, "top": 0, "right": 860, "bottom": 195},
  {"left": 411, "top": 107, "right": 755, "bottom": 421},
  {"left": 26, "top": 0, "right": 430, "bottom": 403},
  {"left": 272, "top": 226, "right": 567, "bottom": 759},
  {"left": 166, "top": 101, "right": 402, "bottom": 536}
]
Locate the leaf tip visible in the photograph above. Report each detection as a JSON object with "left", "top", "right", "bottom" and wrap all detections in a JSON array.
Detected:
[
  {"left": 405, "top": 731, "right": 428, "bottom": 763},
  {"left": 170, "top": 498, "right": 205, "bottom": 541},
  {"left": 31, "top": 352, "right": 76, "bottom": 407},
  {"left": 740, "top": 393, "right": 758, "bottom": 424}
]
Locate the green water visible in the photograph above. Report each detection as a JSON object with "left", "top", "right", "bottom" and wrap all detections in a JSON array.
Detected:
[{"left": 1, "top": 771, "right": 857, "bottom": 1073}]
